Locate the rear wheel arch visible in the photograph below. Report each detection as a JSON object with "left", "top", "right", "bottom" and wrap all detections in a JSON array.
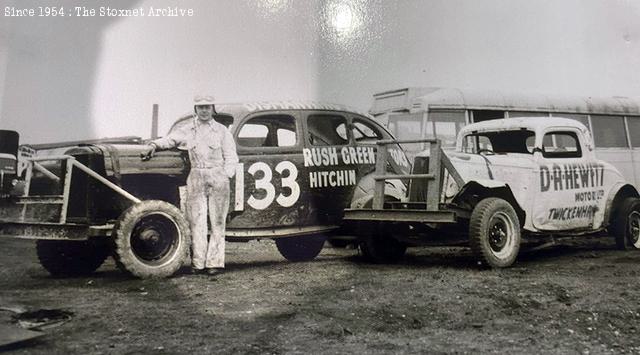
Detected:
[
  {"left": 605, "top": 183, "right": 640, "bottom": 227},
  {"left": 453, "top": 182, "right": 526, "bottom": 227},
  {"left": 610, "top": 197, "right": 640, "bottom": 250}
]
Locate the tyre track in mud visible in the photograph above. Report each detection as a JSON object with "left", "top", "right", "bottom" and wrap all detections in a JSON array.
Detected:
[{"left": 2, "top": 237, "right": 640, "bottom": 353}]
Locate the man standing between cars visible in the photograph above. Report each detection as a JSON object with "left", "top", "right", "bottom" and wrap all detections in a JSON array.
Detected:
[{"left": 141, "top": 95, "right": 238, "bottom": 275}]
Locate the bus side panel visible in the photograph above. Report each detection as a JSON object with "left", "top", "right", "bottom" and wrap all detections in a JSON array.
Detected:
[
  {"left": 595, "top": 149, "right": 636, "bottom": 186},
  {"left": 634, "top": 150, "right": 640, "bottom": 189}
]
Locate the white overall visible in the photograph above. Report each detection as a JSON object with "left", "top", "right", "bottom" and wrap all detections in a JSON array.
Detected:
[{"left": 152, "top": 117, "right": 238, "bottom": 269}]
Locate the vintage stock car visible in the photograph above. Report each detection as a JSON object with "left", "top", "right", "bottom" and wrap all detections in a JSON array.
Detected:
[
  {"left": 344, "top": 117, "right": 640, "bottom": 268},
  {"left": 0, "top": 102, "right": 410, "bottom": 278}
]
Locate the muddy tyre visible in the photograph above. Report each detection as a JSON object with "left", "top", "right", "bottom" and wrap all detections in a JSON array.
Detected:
[
  {"left": 275, "top": 234, "right": 326, "bottom": 262},
  {"left": 359, "top": 223, "right": 407, "bottom": 264},
  {"left": 611, "top": 197, "right": 640, "bottom": 250},
  {"left": 469, "top": 197, "right": 521, "bottom": 268},
  {"left": 36, "top": 239, "right": 110, "bottom": 277},
  {"left": 112, "top": 200, "right": 190, "bottom": 278}
]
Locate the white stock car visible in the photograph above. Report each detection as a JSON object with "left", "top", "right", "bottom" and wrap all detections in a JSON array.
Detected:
[{"left": 346, "top": 117, "right": 640, "bottom": 268}]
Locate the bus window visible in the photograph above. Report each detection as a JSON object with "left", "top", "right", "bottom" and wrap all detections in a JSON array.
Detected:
[
  {"left": 591, "top": 115, "right": 628, "bottom": 148},
  {"left": 551, "top": 113, "right": 590, "bottom": 131},
  {"left": 427, "top": 110, "right": 466, "bottom": 147},
  {"left": 462, "top": 136, "right": 473, "bottom": 153},
  {"left": 628, "top": 117, "right": 640, "bottom": 148},
  {"left": 472, "top": 110, "right": 504, "bottom": 122},
  {"left": 388, "top": 113, "right": 423, "bottom": 153},
  {"left": 463, "top": 135, "right": 492, "bottom": 153},
  {"left": 508, "top": 111, "right": 549, "bottom": 118}
]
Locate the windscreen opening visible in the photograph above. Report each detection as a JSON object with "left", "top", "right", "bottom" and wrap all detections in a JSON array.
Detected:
[{"left": 463, "top": 130, "right": 535, "bottom": 154}]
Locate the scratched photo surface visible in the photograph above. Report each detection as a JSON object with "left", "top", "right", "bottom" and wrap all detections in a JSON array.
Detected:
[{"left": 2, "top": 1, "right": 640, "bottom": 354}]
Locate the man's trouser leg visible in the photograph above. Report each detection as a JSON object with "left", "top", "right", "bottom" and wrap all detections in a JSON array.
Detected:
[
  {"left": 205, "top": 172, "right": 230, "bottom": 269},
  {"left": 186, "top": 170, "right": 208, "bottom": 270}
]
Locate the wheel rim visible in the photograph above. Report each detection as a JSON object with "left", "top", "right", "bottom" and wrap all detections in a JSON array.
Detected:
[
  {"left": 487, "top": 212, "right": 515, "bottom": 259},
  {"left": 628, "top": 211, "right": 640, "bottom": 248},
  {"left": 130, "top": 212, "right": 181, "bottom": 266}
]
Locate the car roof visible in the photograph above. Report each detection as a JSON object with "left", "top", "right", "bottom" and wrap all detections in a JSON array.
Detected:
[
  {"left": 218, "top": 101, "right": 372, "bottom": 118},
  {"left": 460, "top": 117, "right": 589, "bottom": 135},
  {"left": 168, "top": 101, "right": 375, "bottom": 134}
]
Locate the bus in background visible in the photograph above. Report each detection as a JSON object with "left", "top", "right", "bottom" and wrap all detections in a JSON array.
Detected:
[{"left": 370, "top": 87, "right": 640, "bottom": 188}]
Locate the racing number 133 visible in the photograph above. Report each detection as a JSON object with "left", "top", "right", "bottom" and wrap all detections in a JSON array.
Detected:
[{"left": 234, "top": 161, "right": 300, "bottom": 211}]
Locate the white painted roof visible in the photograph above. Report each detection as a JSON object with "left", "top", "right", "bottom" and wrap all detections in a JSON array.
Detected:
[
  {"left": 459, "top": 117, "right": 589, "bottom": 135},
  {"left": 168, "top": 101, "right": 373, "bottom": 134}
]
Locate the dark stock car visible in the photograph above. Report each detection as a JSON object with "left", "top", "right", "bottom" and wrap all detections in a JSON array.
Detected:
[{"left": 0, "top": 102, "right": 410, "bottom": 278}]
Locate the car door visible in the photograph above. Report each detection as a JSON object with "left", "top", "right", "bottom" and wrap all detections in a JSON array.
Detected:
[
  {"left": 227, "top": 111, "right": 307, "bottom": 230},
  {"left": 301, "top": 111, "right": 356, "bottom": 225},
  {"left": 532, "top": 128, "right": 601, "bottom": 231}
]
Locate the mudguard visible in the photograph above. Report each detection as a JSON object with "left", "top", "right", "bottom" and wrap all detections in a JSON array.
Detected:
[
  {"left": 452, "top": 180, "right": 526, "bottom": 225},
  {"left": 602, "top": 182, "right": 640, "bottom": 228}
]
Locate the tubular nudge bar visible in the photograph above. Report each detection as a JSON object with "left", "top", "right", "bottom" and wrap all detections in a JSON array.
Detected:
[
  {"left": 7, "top": 155, "right": 140, "bottom": 225},
  {"left": 343, "top": 138, "right": 463, "bottom": 224}
]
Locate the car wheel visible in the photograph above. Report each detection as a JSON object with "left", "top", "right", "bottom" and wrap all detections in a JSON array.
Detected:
[
  {"left": 358, "top": 222, "right": 407, "bottom": 264},
  {"left": 112, "top": 200, "right": 190, "bottom": 278},
  {"left": 275, "top": 234, "right": 326, "bottom": 262},
  {"left": 611, "top": 197, "right": 640, "bottom": 250},
  {"left": 36, "top": 239, "right": 111, "bottom": 277},
  {"left": 469, "top": 197, "right": 521, "bottom": 268}
]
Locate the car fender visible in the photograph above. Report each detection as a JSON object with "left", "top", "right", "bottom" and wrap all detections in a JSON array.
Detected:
[
  {"left": 465, "top": 179, "right": 507, "bottom": 189},
  {"left": 602, "top": 182, "right": 640, "bottom": 228},
  {"left": 452, "top": 180, "right": 526, "bottom": 226}
]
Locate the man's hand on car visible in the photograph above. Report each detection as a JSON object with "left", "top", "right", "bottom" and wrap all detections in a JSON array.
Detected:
[{"left": 141, "top": 144, "right": 156, "bottom": 161}]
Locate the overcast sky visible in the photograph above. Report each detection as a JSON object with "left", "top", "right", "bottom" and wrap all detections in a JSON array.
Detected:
[{"left": 1, "top": 0, "right": 639, "bottom": 143}]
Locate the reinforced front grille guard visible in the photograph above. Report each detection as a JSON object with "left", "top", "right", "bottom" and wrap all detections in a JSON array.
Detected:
[{"left": 22, "top": 155, "right": 141, "bottom": 224}]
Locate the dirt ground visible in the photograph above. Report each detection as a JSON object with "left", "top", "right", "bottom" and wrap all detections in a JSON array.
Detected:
[{"left": 2, "top": 236, "right": 640, "bottom": 354}]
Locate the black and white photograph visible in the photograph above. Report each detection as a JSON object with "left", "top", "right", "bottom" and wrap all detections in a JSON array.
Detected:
[{"left": 1, "top": 0, "right": 640, "bottom": 353}]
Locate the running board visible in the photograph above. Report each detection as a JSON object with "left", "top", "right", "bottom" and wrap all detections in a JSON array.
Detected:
[
  {"left": 343, "top": 209, "right": 457, "bottom": 224},
  {"left": 0, "top": 222, "right": 114, "bottom": 240},
  {"left": 225, "top": 225, "right": 339, "bottom": 239}
]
